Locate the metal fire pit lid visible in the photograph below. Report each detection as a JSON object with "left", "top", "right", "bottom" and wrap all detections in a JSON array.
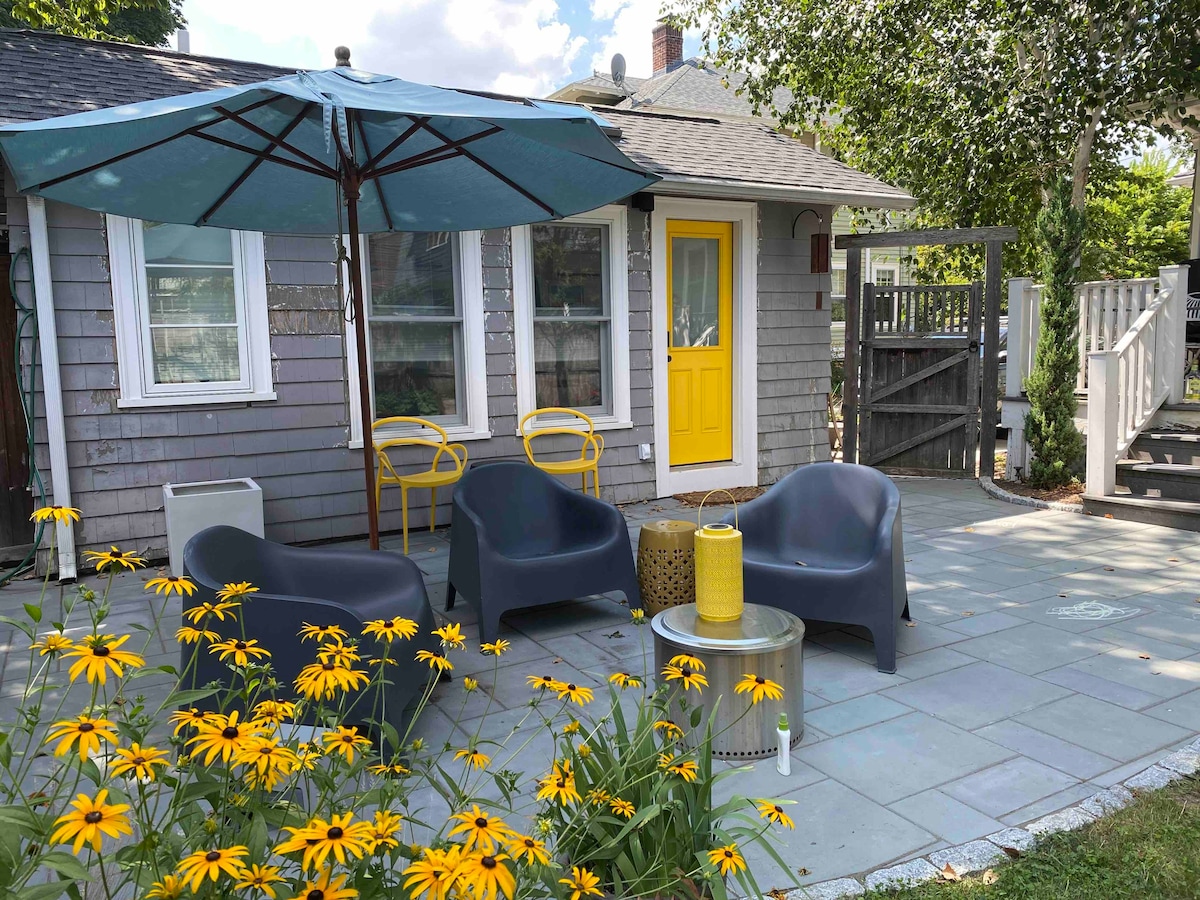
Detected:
[{"left": 652, "top": 603, "right": 805, "bottom": 653}]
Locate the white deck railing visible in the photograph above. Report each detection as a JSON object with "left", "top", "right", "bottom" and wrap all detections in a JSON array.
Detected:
[
  {"left": 1085, "top": 266, "right": 1188, "bottom": 496},
  {"left": 1008, "top": 276, "right": 1159, "bottom": 393}
]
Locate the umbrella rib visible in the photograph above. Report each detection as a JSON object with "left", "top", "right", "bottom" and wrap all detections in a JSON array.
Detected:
[
  {"left": 368, "top": 148, "right": 466, "bottom": 180},
  {"left": 214, "top": 105, "right": 338, "bottom": 178},
  {"left": 197, "top": 103, "right": 313, "bottom": 226},
  {"left": 354, "top": 117, "right": 393, "bottom": 231},
  {"left": 24, "top": 95, "right": 285, "bottom": 193},
  {"left": 361, "top": 117, "right": 427, "bottom": 173},
  {"left": 360, "top": 125, "right": 502, "bottom": 179},
  {"left": 418, "top": 120, "right": 557, "bottom": 217},
  {"left": 192, "top": 131, "right": 331, "bottom": 178}
]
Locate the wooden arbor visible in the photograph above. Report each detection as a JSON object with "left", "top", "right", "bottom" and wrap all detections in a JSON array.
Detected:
[{"left": 837, "top": 227, "right": 1017, "bottom": 477}]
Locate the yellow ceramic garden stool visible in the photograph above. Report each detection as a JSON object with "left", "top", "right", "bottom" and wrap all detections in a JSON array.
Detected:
[
  {"left": 637, "top": 520, "right": 697, "bottom": 616},
  {"left": 373, "top": 416, "right": 467, "bottom": 555},
  {"left": 519, "top": 407, "right": 604, "bottom": 496}
]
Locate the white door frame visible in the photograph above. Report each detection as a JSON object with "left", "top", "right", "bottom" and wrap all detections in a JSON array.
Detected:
[{"left": 651, "top": 197, "right": 758, "bottom": 497}]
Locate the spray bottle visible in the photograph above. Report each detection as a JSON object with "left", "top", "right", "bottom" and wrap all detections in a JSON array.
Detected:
[{"left": 776, "top": 713, "right": 791, "bottom": 775}]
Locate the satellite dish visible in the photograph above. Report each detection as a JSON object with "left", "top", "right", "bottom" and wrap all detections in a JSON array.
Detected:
[{"left": 611, "top": 53, "right": 627, "bottom": 87}]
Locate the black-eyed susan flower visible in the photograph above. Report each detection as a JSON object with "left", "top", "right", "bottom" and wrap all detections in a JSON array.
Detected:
[
  {"left": 609, "top": 797, "right": 635, "bottom": 819},
  {"left": 63, "top": 633, "right": 143, "bottom": 685},
  {"left": 31, "top": 505, "right": 80, "bottom": 525},
  {"left": 463, "top": 676, "right": 480, "bottom": 692},
  {"left": 653, "top": 719, "right": 684, "bottom": 740},
  {"left": 448, "top": 805, "right": 512, "bottom": 853},
  {"left": 295, "top": 661, "right": 370, "bottom": 700},
  {"left": 45, "top": 714, "right": 117, "bottom": 761},
  {"left": 734, "top": 673, "right": 785, "bottom": 704},
  {"left": 559, "top": 866, "right": 602, "bottom": 900},
  {"left": 168, "top": 707, "right": 211, "bottom": 735},
  {"left": 316, "top": 641, "right": 361, "bottom": 666},
  {"left": 235, "top": 864, "right": 286, "bottom": 899},
  {"left": 506, "top": 833, "right": 550, "bottom": 866},
  {"left": 658, "top": 752, "right": 700, "bottom": 782},
  {"left": 49, "top": 789, "right": 131, "bottom": 854},
  {"left": 555, "top": 682, "right": 594, "bottom": 706},
  {"left": 367, "top": 809, "right": 402, "bottom": 853},
  {"left": 526, "top": 674, "right": 562, "bottom": 692},
  {"left": 368, "top": 761, "right": 410, "bottom": 777},
  {"left": 145, "top": 575, "right": 197, "bottom": 597},
  {"left": 295, "top": 868, "right": 357, "bottom": 900},
  {"left": 235, "top": 737, "right": 298, "bottom": 791},
  {"left": 183, "top": 601, "right": 239, "bottom": 623},
  {"left": 298, "top": 622, "right": 348, "bottom": 643},
  {"left": 454, "top": 747, "right": 491, "bottom": 770},
  {"left": 175, "top": 625, "right": 219, "bottom": 645},
  {"left": 707, "top": 843, "right": 746, "bottom": 876},
  {"left": 252, "top": 699, "right": 295, "bottom": 727},
  {"left": 456, "top": 850, "right": 516, "bottom": 900},
  {"left": 756, "top": 799, "right": 796, "bottom": 829},
  {"left": 432, "top": 622, "right": 465, "bottom": 650},
  {"left": 177, "top": 846, "right": 248, "bottom": 890},
  {"left": 83, "top": 546, "right": 145, "bottom": 572},
  {"left": 362, "top": 617, "right": 418, "bottom": 642},
  {"left": 662, "top": 661, "right": 707, "bottom": 692},
  {"left": 562, "top": 720, "right": 581, "bottom": 735},
  {"left": 630, "top": 608, "right": 645, "bottom": 623},
  {"left": 403, "top": 846, "right": 463, "bottom": 900},
  {"left": 415, "top": 649, "right": 453, "bottom": 673},
  {"left": 295, "top": 742, "right": 322, "bottom": 772},
  {"left": 480, "top": 639, "right": 510, "bottom": 655},
  {"left": 586, "top": 788, "right": 610, "bottom": 807},
  {"left": 668, "top": 653, "right": 706, "bottom": 671},
  {"left": 608, "top": 672, "right": 642, "bottom": 689},
  {"left": 322, "top": 725, "right": 371, "bottom": 764},
  {"left": 145, "top": 875, "right": 185, "bottom": 899},
  {"left": 210, "top": 638, "right": 271, "bottom": 667},
  {"left": 188, "top": 710, "right": 260, "bottom": 765},
  {"left": 110, "top": 743, "right": 169, "bottom": 781},
  {"left": 535, "top": 763, "right": 580, "bottom": 806},
  {"left": 216, "top": 581, "right": 258, "bottom": 602},
  {"left": 31, "top": 633, "right": 73, "bottom": 656},
  {"left": 296, "top": 812, "right": 374, "bottom": 870}
]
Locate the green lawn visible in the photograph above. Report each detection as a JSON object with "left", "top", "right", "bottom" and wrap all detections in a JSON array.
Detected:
[{"left": 865, "top": 778, "right": 1200, "bottom": 899}]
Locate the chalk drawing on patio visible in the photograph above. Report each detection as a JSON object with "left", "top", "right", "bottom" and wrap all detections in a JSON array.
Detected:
[{"left": 1046, "top": 599, "right": 1141, "bottom": 621}]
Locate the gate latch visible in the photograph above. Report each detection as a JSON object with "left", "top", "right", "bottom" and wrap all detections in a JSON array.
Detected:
[{"left": 968, "top": 340, "right": 980, "bottom": 352}]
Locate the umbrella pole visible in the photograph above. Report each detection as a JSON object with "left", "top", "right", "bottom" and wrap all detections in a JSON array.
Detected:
[{"left": 344, "top": 175, "right": 381, "bottom": 550}]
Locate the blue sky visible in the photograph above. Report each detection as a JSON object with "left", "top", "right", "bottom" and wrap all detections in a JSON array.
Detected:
[{"left": 180, "top": 0, "right": 702, "bottom": 96}]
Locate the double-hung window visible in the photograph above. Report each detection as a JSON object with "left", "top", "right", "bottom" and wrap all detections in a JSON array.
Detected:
[
  {"left": 346, "top": 230, "right": 487, "bottom": 446},
  {"left": 513, "top": 205, "right": 631, "bottom": 429},
  {"left": 107, "top": 216, "right": 274, "bottom": 407}
]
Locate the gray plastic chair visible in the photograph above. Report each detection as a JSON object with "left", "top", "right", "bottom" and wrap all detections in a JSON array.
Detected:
[
  {"left": 446, "top": 461, "right": 642, "bottom": 643},
  {"left": 723, "top": 463, "right": 908, "bottom": 673},
  {"left": 182, "top": 525, "right": 440, "bottom": 735}
]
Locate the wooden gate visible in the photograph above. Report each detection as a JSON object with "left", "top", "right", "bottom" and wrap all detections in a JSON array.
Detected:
[
  {"left": 859, "top": 282, "right": 983, "bottom": 476},
  {"left": 0, "top": 247, "right": 34, "bottom": 556}
]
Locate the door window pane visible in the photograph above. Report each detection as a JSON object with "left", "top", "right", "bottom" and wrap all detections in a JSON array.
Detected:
[
  {"left": 368, "top": 232, "right": 464, "bottom": 423},
  {"left": 671, "top": 237, "right": 720, "bottom": 347},
  {"left": 141, "top": 222, "right": 241, "bottom": 385},
  {"left": 531, "top": 222, "right": 612, "bottom": 413}
]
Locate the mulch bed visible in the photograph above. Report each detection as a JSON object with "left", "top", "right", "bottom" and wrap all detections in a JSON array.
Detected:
[
  {"left": 993, "top": 451, "right": 1084, "bottom": 504},
  {"left": 672, "top": 487, "right": 765, "bottom": 507}
]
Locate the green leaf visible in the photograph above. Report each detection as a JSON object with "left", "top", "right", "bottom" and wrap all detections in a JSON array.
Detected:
[
  {"left": 38, "top": 852, "right": 92, "bottom": 882},
  {"left": 18, "top": 881, "right": 70, "bottom": 900},
  {"left": 0, "top": 805, "right": 40, "bottom": 833},
  {"left": 0, "top": 616, "right": 35, "bottom": 639},
  {"left": 23, "top": 604, "right": 41, "bottom": 624},
  {"left": 157, "top": 687, "right": 219, "bottom": 713}
]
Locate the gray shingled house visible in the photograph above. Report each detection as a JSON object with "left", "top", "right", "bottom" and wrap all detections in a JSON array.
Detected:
[{"left": 0, "top": 29, "right": 911, "bottom": 574}]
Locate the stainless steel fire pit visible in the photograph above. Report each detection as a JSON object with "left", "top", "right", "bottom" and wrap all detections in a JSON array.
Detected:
[{"left": 651, "top": 603, "right": 805, "bottom": 760}]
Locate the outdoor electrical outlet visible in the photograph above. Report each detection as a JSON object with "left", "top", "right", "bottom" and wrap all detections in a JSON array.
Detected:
[{"left": 638, "top": 443, "right": 652, "bottom": 461}]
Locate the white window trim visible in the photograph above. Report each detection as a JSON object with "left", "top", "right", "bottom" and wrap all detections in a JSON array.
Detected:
[
  {"left": 650, "top": 197, "right": 758, "bottom": 497},
  {"left": 511, "top": 205, "right": 633, "bottom": 432},
  {"left": 107, "top": 215, "right": 275, "bottom": 408},
  {"left": 347, "top": 230, "right": 490, "bottom": 449},
  {"left": 871, "top": 264, "right": 898, "bottom": 285}
]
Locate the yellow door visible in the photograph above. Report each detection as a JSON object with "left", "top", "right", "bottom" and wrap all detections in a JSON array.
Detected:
[{"left": 667, "top": 220, "right": 733, "bottom": 466}]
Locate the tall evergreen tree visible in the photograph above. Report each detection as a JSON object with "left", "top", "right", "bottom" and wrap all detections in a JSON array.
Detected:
[{"left": 1024, "top": 177, "right": 1086, "bottom": 487}]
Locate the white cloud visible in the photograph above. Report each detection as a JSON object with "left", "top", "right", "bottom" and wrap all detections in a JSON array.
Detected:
[
  {"left": 587, "top": 0, "right": 660, "bottom": 79},
  {"left": 184, "top": 0, "right": 587, "bottom": 98}
]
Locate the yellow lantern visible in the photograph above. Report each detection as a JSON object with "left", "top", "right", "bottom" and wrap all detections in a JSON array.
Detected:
[{"left": 694, "top": 490, "right": 743, "bottom": 622}]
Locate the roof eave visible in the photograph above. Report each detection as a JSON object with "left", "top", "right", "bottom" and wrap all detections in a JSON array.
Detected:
[{"left": 648, "top": 174, "right": 916, "bottom": 209}]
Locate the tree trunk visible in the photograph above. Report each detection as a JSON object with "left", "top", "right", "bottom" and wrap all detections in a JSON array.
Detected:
[{"left": 1069, "top": 106, "right": 1104, "bottom": 210}]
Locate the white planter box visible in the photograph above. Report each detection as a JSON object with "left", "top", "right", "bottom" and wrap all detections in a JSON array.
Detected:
[{"left": 163, "top": 478, "right": 264, "bottom": 577}]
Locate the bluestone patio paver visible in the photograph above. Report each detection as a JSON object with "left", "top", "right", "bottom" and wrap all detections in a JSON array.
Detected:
[{"left": 3, "top": 477, "right": 1199, "bottom": 890}]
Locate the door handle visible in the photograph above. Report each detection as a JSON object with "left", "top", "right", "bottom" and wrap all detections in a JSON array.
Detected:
[{"left": 667, "top": 354, "right": 672, "bottom": 362}]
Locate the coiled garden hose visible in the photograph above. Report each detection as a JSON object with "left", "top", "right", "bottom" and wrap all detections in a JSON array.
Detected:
[{"left": 0, "top": 246, "right": 47, "bottom": 587}]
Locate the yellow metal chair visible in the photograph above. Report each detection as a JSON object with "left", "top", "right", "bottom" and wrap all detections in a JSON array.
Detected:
[
  {"left": 373, "top": 417, "right": 467, "bottom": 555},
  {"left": 519, "top": 407, "right": 604, "bottom": 497}
]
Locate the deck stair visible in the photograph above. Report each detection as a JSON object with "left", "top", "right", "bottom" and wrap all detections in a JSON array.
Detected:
[{"left": 1083, "top": 430, "right": 1200, "bottom": 530}]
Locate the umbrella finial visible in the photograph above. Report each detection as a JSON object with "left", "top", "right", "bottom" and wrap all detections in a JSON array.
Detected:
[{"left": 335, "top": 46, "right": 352, "bottom": 67}]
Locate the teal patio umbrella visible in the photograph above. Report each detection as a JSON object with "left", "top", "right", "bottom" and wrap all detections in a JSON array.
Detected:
[{"left": 0, "top": 49, "right": 658, "bottom": 548}]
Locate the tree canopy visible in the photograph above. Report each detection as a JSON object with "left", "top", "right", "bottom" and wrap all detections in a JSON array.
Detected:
[
  {"left": 1, "top": 0, "right": 184, "bottom": 46},
  {"left": 670, "top": 0, "right": 1199, "bottom": 273}
]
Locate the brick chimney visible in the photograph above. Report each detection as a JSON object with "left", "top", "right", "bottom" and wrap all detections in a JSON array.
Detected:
[{"left": 652, "top": 20, "right": 683, "bottom": 75}]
